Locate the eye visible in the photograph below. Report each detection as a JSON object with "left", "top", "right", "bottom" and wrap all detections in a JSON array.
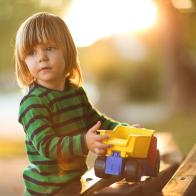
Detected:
[
  {"left": 46, "top": 46, "right": 55, "bottom": 51},
  {"left": 28, "top": 50, "right": 36, "bottom": 56}
]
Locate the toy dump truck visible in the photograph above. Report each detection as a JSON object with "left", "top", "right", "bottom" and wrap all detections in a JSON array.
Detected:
[{"left": 94, "top": 126, "right": 160, "bottom": 182}]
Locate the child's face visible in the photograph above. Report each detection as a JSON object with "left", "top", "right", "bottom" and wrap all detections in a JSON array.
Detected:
[{"left": 24, "top": 43, "right": 66, "bottom": 90}]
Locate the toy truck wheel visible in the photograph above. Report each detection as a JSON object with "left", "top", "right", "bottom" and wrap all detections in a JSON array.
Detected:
[
  {"left": 94, "top": 156, "right": 108, "bottom": 178},
  {"left": 152, "top": 150, "right": 160, "bottom": 176},
  {"left": 124, "top": 159, "right": 142, "bottom": 182}
]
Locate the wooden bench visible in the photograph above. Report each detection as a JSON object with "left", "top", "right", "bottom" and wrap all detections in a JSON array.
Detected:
[
  {"left": 80, "top": 132, "right": 190, "bottom": 196},
  {"left": 163, "top": 144, "right": 196, "bottom": 196}
]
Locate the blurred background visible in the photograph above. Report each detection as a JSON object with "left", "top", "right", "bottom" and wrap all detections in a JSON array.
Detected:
[{"left": 0, "top": 0, "right": 196, "bottom": 195}]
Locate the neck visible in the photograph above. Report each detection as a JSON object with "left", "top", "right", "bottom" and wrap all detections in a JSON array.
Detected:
[{"left": 37, "top": 80, "right": 66, "bottom": 91}]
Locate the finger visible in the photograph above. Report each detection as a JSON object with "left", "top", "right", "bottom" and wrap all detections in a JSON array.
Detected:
[
  {"left": 94, "top": 134, "right": 110, "bottom": 142},
  {"left": 94, "top": 148, "right": 107, "bottom": 155},
  {"left": 94, "top": 141, "right": 111, "bottom": 149},
  {"left": 89, "top": 121, "right": 101, "bottom": 133}
]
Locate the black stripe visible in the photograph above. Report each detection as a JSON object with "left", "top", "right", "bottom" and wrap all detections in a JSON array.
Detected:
[
  {"left": 87, "top": 119, "right": 97, "bottom": 130},
  {"left": 27, "top": 188, "right": 55, "bottom": 196},
  {"left": 86, "top": 112, "right": 101, "bottom": 130},
  {"left": 25, "top": 115, "right": 50, "bottom": 130},
  {"left": 53, "top": 116, "right": 83, "bottom": 129},
  {"left": 37, "top": 134, "right": 53, "bottom": 151},
  {"left": 100, "top": 118, "right": 107, "bottom": 128},
  {"left": 20, "top": 87, "right": 38, "bottom": 105},
  {"left": 52, "top": 103, "right": 83, "bottom": 116},
  {"left": 25, "top": 140, "right": 33, "bottom": 145},
  {"left": 31, "top": 160, "right": 57, "bottom": 165},
  {"left": 29, "top": 167, "right": 85, "bottom": 176},
  {"left": 24, "top": 175, "right": 66, "bottom": 186},
  {"left": 100, "top": 116, "right": 114, "bottom": 129},
  {"left": 19, "top": 104, "right": 49, "bottom": 123},
  {"left": 30, "top": 170, "right": 58, "bottom": 176},
  {"left": 87, "top": 116, "right": 107, "bottom": 131},
  {"left": 86, "top": 112, "right": 107, "bottom": 129},
  {"left": 81, "top": 134, "right": 88, "bottom": 155},
  {"left": 27, "top": 151, "right": 39, "bottom": 155},
  {"left": 20, "top": 95, "right": 30, "bottom": 106},
  {"left": 28, "top": 86, "right": 37, "bottom": 94},
  {"left": 30, "top": 124, "right": 50, "bottom": 141},
  {"left": 56, "top": 137, "right": 64, "bottom": 160},
  {"left": 20, "top": 91, "right": 35, "bottom": 106},
  {"left": 85, "top": 110, "right": 98, "bottom": 123},
  {"left": 45, "top": 136, "right": 54, "bottom": 158},
  {"left": 66, "top": 127, "right": 86, "bottom": 136},
  {"left": 48, "top": 91, "right": 83, "bottom": 107}
]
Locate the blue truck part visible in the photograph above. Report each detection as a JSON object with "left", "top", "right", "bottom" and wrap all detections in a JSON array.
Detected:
[{"left": 105, "top": 152, "right": 124, "bottom": 176}]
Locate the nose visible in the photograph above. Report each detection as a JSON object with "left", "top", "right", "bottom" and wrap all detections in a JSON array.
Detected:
[{"left": 37, "top": 49, "right": 48, "bottom": 62}]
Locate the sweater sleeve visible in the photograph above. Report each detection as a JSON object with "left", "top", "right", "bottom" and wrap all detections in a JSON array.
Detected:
[
  {"left": 19, "top": 95, "right": 88, "bottom": 161},
  {"left": 80, "top": 87, "right": 129, "bottom": 130}
]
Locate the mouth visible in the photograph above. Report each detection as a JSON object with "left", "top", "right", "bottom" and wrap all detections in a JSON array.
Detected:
[{"left": 40, "top": 67, "right": 52, "bottom": 71}]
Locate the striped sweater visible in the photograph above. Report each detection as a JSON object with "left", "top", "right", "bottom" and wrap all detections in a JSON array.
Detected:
[{"left": 19, "top": 82, "right": 125, "bottom": 195}]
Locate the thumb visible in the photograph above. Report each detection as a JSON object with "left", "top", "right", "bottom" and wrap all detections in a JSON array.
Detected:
[{"left": 89, "top": 121, "right": 101, "bottom": 133}]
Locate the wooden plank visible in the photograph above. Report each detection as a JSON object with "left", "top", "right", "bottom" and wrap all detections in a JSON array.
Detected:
[
  {"left": 162, "top": 144, "right": 196, "bottom": 196},
  {"left": 93, "top": 163, "right": 179, "bottom": 196},
  {"left": 80, "top": 169, "right": 122, "bottom": 196}
]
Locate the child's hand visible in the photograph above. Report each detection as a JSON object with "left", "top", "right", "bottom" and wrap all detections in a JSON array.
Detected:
[{"left": 85, "top": 121, "right": 111, "bottom": 155}]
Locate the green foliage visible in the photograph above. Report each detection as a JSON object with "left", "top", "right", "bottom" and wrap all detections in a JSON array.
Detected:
[
  {"left": 97, "top": 61, "right": 162, "bottom": 102},
  {"left": 126, "top": 64, "right": 162, "bottom": 102},
  {"left": 147, "top": 112, "right": 196, "bottom": 154}
]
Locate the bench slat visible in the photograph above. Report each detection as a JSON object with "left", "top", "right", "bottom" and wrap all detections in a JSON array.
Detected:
[
  {"left": 80, "top": 169, "right": 122, "bottom": 196},
  {"left": 94, "top": 163, "right": 179, "bottom": 196},
  {"left": 163, "top": 144, "right": 196, "bottom": 196}
]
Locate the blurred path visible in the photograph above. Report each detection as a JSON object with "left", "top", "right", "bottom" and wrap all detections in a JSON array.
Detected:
[
  {"left": 0, "top": 158, "right": 27, "bottom": 196},
  {"left": 0, "top": 93, "right": 24, "bottom": 140}
]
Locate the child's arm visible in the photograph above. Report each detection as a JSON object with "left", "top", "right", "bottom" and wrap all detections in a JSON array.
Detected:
[{"left": 19, "top": 95, "right": 88, "bottom": 161}]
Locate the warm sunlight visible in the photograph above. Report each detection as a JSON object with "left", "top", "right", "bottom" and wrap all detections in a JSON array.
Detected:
[{"left": 64, "top": 0, "right": 158, "bottom": 47}]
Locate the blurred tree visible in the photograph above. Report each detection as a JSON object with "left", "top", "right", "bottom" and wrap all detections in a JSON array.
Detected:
[
  {"left": 157, "top": 0, "right": 196, "bottom": 112},
  {"left": 79, "top": 36, "right": 162, "bottom": 102}
]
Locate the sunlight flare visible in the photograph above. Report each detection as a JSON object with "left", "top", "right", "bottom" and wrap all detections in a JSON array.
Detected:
[{"left": 64, "top": 0, "right": 158, "bottom": 47}]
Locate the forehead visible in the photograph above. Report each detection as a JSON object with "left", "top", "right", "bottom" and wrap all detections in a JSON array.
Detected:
[
  {"left": 23, "top": 31, "right": 57, "bottom": 49},
  {"left": 16, "top": 14, "right": 67, "bottom": 59},
  {"left": 32, "top": 42, "right": 56, "bottom": 48},
  {"left": 18, "top": 28, "right": 61, "bottom": 58}
]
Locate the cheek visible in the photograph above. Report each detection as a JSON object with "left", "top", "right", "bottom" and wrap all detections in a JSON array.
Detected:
[
  {"left": 24, "top": 57, "right": 30, "bottom": 67},
  {"left": 61, "top": 59, "right": 67, "bottom": 73},
  {"left": 56, "top": 54, "right": 66, "bottom": 70},
  {"left": 24, "top": 58, "right": 35, "bottom": 73}
]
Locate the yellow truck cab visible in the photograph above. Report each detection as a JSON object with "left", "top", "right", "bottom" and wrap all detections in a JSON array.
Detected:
[{"left": 94, "top": 126, "right": 160, "bottom": 181}]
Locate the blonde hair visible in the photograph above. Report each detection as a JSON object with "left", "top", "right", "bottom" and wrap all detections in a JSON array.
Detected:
[{"left": 15, "top": 12, "right": 82, "bottom": 88}]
